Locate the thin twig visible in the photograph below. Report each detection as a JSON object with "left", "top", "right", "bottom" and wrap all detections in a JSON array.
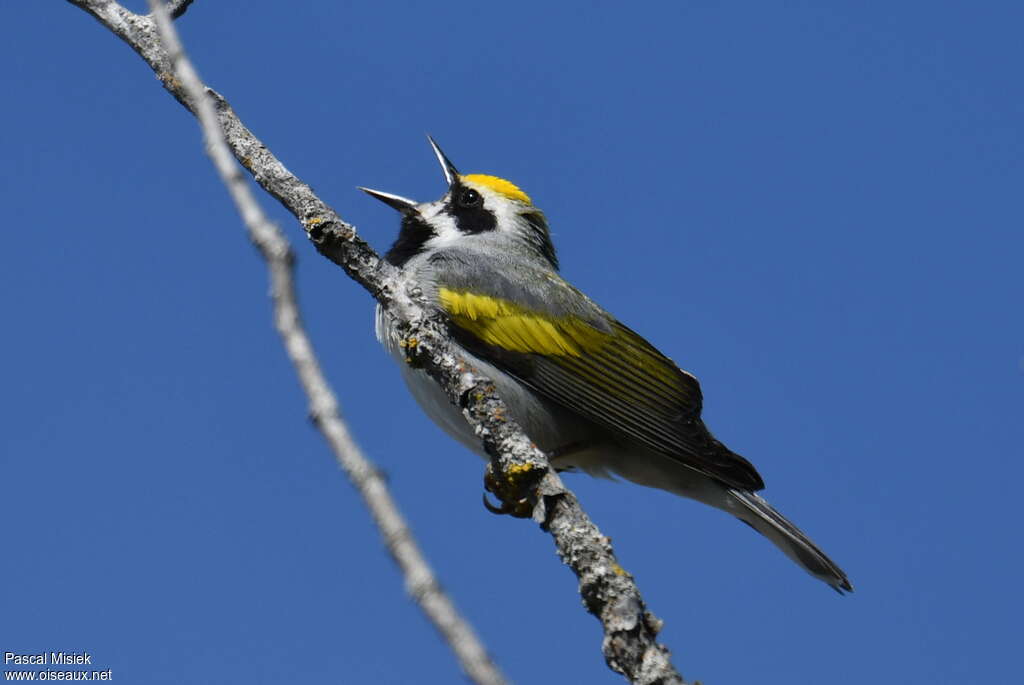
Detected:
[
  {"left": 70, "top": 1, "right": 690, "bottom": 682},
  {"left": 165, "top": 0, "right": 193, "bottom": 19},
  {"left": 146, "top": 2, "right": 507, "bottom": 684}
]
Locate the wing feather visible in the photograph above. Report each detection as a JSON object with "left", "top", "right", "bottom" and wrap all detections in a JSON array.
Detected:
[{"left": 436, "top": 276, "right": 765, "bottom": 491}]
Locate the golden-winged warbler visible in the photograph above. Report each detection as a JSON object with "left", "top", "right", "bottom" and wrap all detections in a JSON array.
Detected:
[{"left": 360, "top": 138, "right": 851, "bottom": 593}]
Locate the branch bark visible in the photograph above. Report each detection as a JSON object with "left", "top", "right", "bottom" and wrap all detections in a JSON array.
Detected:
[
  {"left": 145, "top": 2, "right": 506, "bottom": 684},
  {"left": 164, "top": 0, "right": 193, "bottom": 19},
  {"left": 70, "top": 1, "right": 689, "bottom": 682}
]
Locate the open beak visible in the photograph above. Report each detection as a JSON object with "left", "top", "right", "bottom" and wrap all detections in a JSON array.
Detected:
[
  {"left": 359, "top": 137, "right": 458, "bottom": 211},
  {"left": 427, "top": 135, "right": 460, "bottom": 187},
  {"left": 357, "top": 186, "right": 419, "bottom": 213}
]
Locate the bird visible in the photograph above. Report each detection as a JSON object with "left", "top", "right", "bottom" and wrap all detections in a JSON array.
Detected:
[{"left": 359, "top": 137, "right": 852, "bottom": 593}]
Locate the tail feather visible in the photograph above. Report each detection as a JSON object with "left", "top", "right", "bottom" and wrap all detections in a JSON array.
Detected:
[{"left": 730, "top": 489, "right": 853, "bottom": 594}]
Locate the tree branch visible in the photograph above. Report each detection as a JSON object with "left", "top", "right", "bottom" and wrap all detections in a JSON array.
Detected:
[
  {"left": 71, "top": 1, "right": 689, "bottom": 682},
  {"left": 165, "top": 0, "right": 193, "bottom": 19},
  {"left": 142, "top": 3, "right": 506, "bottom": 684}
]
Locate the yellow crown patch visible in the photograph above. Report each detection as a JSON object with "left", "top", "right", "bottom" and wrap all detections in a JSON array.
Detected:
[{"left": 460, "top": 174, "right": 532, "bottom": 205}]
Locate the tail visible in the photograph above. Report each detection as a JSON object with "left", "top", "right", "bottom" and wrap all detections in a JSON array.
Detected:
[{"left": 729, "top": 489, "right": 853, "bottom": 594}]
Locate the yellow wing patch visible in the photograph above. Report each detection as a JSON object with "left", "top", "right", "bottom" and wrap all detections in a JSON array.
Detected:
[
  {"left": 460, "top": 174, "right": 532, "bottom": 205},
  {"left": 438, "top": 288, "right": 604, "bottom": 356}
]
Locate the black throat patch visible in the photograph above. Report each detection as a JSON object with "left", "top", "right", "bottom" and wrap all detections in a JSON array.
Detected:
[{"left": 385, "top": 214, "right": 436, "bottom": 266}]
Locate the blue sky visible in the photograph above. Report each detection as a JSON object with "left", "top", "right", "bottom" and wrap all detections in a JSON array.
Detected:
[{"left": 2, "top": 2, "right": 1021, "bottom": 683}]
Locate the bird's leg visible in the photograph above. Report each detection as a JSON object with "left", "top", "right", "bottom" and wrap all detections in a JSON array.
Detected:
[{"left": 482, "top": 460, "right": 547, "bottom": 518}]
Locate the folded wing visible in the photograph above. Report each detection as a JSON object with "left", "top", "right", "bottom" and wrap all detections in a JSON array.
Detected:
[{"left": 437, "top": 282, "right": 765, "bottom": 491}]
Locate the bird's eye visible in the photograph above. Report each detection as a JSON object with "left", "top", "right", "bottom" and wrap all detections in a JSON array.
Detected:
[{"left": 457, "top": 188, "right": 482, "bottom": 208}]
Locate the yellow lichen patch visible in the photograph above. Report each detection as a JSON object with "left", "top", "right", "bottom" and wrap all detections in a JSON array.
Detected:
[
  {"left": 400, "top": 338, "right": 420, "bottom": 364},
  {"left": 438, "top": 288, "right": 607, "bottom": 357},
  {"left": 489, "top": 461, "right": 540, "bottom": 491},
  {"left": 506, "top": 462, "right": 537, "bottom": 479},
  {"left": 461, "top": 174, "right": 532, "bottom": 205},
  {"left": 611, "top": 563, "right": 628, "bottom": 577}
]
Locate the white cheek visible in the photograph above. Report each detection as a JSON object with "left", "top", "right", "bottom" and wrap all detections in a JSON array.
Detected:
[
  {"left": 489, "top": 197, "right": 521, "bottom": 234},
  {"left": 423, "top": 211, "right": 462, "bottom": 250}
]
